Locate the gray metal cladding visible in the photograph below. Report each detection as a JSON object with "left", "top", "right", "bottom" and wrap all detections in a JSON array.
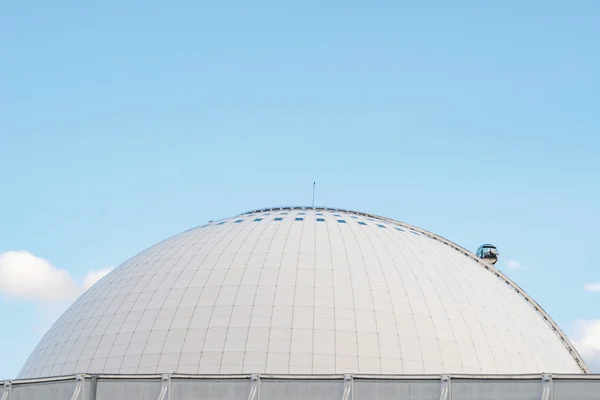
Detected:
[
  {"left": 259, "top": 378, "right": 344, "bottom": 400},
  {"left": 352, "top": 378, "right": 441, "bottom": 400},
  {"left": 8, "top": 380, "right": 76, "bottom": 400},
  {"left": 553, "top": 379, "right": 600, "bottom": 400},
  {"left": 3, "top": 374, "right": 600, "bottom": 400},
  {"left": 95, "top": 378, "right": 162, "bottom": 400},
  {"left": 450, "top": 378, "right": 542, "bottom": 400},
  {"left": 170, "top": 378, "right": 250, "bottom": 400}
]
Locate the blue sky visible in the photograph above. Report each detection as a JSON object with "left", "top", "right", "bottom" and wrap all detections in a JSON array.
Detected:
[{"left": 1, "top": 1, "right": 599, "bottom": 378}]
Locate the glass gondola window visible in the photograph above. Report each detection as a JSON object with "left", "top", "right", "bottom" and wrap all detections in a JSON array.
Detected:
[{"left": 477, "top": 244, "right": 499, "bottom": 265}]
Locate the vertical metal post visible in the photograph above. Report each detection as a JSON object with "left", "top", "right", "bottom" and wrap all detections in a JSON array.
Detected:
[
  {"left": 541, "top": 374, "right": 553, "bottom": 400},
  {"left": 158, "top": 374, "right": 171, "bottom": 400},
  {"left": 89, "top": 375, "right": 98, "bottom": 400},
  {"left": 440, "top": 375, "right": 451, "bottom": 400},
  {"left": 342, "top": 374, "right": 353, "bottom": 400},
  {"left": 248, "top": 374, "right": 260, "bottom": 400},
  {"left": 1, "top": 381, "right": 11, "bottom": 400},
  {"left": 70, "top": 375, "right": 85, "bottom": 400}
]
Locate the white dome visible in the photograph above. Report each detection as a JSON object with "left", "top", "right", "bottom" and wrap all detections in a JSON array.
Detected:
[{"left": 18, "top": 207, "right": 587, "bottom": 378}]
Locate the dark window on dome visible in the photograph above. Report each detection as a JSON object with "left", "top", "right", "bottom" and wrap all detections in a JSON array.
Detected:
[
  {"left": 295, "top": 217, "right": 304, "bottom": 221},
  {"left": 337, "top": 220, "right": 346, "bottom": 223},
  {"left": 334, "top": 214, "right": 341, "bottom": 217},
  {"left": 350, "top": 216, "right": 358, "bottom": 219},
  {"left": 316, "top": 218, "right": 325, "bottom": 222},
  {"left": 234, "top": 220, "right": 244, "bottom": 223},
  {"left": 298, "top": 212, "right": 306, "bottom": 215},
  {"left": 254, "top": 218, "right": 263, "bottom": 222},
  {"left": 217, "top": 221, "right": 226, "bottom": 225},
  {"left": 411, "top": 231, "right": 420, "bottom": 236},
  {"left": 280, "top": 212, "right": 288, "bottom": 215},
  {"left": 395, "top": 227, "right": 404, "bottom": 232},
  {"left": 274, "top": 217, "right": 283, "bottom": 221},
  {"left": 358, "top": 222, "right": 367, "bottom": 226},
  {"left": 377, "top": 224, "right": 385, "bottom": 228},
  {"left": 316, "top": 212, "right": 323, "bottom": 215}
]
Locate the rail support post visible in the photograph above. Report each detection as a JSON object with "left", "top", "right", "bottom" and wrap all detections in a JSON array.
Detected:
[
  {"left": 1, "top": 381, "right": 11, "bottom": 400},
  {"left": 157, "top": 374, "right": 171, "bottom": 400},
  {"left": 70, "top": 375, "right": 86, "bottom": 400},
  {"left": 248, "top": 374, "right": 260, "bottom": 400},
  {"left": 541, "top": 374, "right": 553, "bottom": 400},
  {"left": 342, "top": 374, "right": 353, "bottom": 400},
  {"left": 440, "top": 375, "right": 451, "bottom": 400}
]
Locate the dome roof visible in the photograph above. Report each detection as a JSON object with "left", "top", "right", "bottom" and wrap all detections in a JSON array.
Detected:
[{"left": 19, "top": 207, "right": 587, "bottom": 378}]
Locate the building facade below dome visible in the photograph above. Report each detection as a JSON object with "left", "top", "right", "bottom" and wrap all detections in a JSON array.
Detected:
[
  {"left": 3, "top": 373, "right": 600, "bottom": 400},
  {"left": 18, "top": 207, "right": 587, "bottom": 378}
]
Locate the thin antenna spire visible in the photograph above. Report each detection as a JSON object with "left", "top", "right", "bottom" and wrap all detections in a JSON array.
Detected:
[{"left": 312, "top": 182, "right": 316, "bottom": 208}]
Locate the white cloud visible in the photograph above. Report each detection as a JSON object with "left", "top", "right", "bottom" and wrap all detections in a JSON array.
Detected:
[
  {"left": 0, "top": 251, "right": 80, "bottom": 301},
  {"left": 505, "top": 259, "right": 527, "bottom": 270},
  {"left": 571, "top": 319, "right": 600, "bottom": 372},
  {"left": 83, "top": 267, "right": 113, "bottom": 291},
  {"left": 0, "top": 251, "right": 113, "bottom": 303},
  {"left": 584, "top": 282, "right": 600, "bottom": 292}
]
